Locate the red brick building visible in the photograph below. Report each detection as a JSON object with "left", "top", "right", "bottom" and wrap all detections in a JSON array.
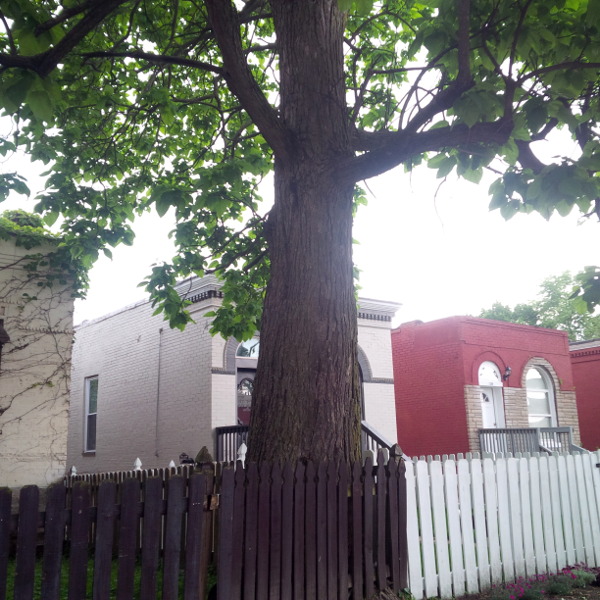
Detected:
[
  {"left": 392, "top": 316, "right": 581, "bottom": 457},
  {"left": 570, "top": 339, "right": 600, "bottom": 451}
]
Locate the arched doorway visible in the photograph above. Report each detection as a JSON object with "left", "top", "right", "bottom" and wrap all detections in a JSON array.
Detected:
[
  {"left": 236, "top": 338, "right": 259, "bottom": 425},
  {"left": 478, "top": 361, "right": 506, "bottom": 429}
]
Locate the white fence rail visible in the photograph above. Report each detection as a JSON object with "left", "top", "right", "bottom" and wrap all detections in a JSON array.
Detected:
[{"left": 406, "top": 451, "right": 600, "bottom": 599}]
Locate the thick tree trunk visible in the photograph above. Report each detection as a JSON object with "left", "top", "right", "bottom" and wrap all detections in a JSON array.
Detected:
[{"left": 246, "top": 0, "right": 362, "bottom": 463}]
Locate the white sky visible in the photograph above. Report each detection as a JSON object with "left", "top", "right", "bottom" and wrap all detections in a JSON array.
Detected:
[{"left": 1, "top": 143, "right": 598, "bottom": 328}]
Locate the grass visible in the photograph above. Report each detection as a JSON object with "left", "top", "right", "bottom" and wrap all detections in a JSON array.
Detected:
[{"left": 3, "top": 557, "right": 216, "bottom": 600}]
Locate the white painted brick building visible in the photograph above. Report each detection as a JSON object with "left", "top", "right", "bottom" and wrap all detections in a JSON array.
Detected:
[
  {"left": 67, "top": 276, "right": 399, "bottom": 473},
  {"left": 0, "top": 236, "right": 74, "bottom": 487}
]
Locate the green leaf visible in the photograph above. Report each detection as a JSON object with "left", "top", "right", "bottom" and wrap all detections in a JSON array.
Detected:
[
  {"left": 586, "top": 0, "right": 600, "bottom": 26},
  {"left": 428, "top": 154, "right": 456, "bottom": 178},
  {"left": 355, "top": 0, "right": 373, "bottom": 15},
  {"left": 461, "top": 168, "right": 483, "bottom": 184},
  {"left": 43, "top": 212, "right": 59, "bottom": 227},
  {"left": 500, "top": 200, "right": 520, "bottom": 220},
  {"left": 501, "top": 140, "right": 519, "bottom": 166},
  {"left": 26, "top": 90, "right": 54, "bottom": 123}
]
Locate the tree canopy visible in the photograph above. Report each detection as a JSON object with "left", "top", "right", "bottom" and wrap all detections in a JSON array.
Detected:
[
  {"left": 1, "top": 0, "right": 599, "bottom": 461},
  {"left": 479, "top": 271, "right": 600, "bottom": 341}
]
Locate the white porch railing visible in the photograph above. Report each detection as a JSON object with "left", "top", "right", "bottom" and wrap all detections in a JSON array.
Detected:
[{"left": 479, "top": 426, "right": 587, "bottom": 455}]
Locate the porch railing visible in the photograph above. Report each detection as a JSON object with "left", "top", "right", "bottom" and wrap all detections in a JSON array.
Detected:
[
  {"left": 479, "top": 426, "right": 587, "bottom": 455},
  {"left": 215, "top": 420, "right": 397, "bottom": 462}
]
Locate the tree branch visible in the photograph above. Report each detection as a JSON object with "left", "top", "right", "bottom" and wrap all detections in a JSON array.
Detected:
[
  {"left": 81, "top": 50, "right": 223, "bottom": 75},
  {"left": 518, "top": 61, "right": 600, "bottom": 84},
  {"left": 346, "top": 118, "right": 513, "bottom": 182},
  {"left": 516, "top": 140, "right": 545, "bottom": 173},
  {"left": 0, "top": 10, "right": 17, "bottom": 54},
  {"left": 203, "top": 0, "right": 292, "bottom": 162},
  {"left": 34, "top": 0, "right": 103, "bottom": 34},
  {"left": 0, "top": 0, "right": 131, "bottom": 77},
  {"left": 509, "top": 0, "right": 534, "bottom": 79},
  {"left": 456, "top": 0, "right": 472, "bottom": 84},
  {"left": 37, "top": 0, "right": 131, "bottom": 78},
  {"left": 400, "top": 1, "right": 473, "bottom": 135}
]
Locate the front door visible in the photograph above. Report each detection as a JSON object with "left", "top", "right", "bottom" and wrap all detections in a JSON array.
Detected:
[
  {"left": 478, "top": 361, "right": 506, "bottom": 428},
  {"left": 480, "top": 385, "right": 505, "bottom": 428}
]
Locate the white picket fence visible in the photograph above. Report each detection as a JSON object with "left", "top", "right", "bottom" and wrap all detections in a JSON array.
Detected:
[{"left": 405, "top": 450, "right": 600, "bottom": 599}]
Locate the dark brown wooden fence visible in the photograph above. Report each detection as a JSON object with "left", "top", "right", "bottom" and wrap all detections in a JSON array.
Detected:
[{"left": 0, "top": 455, "right": 407, "bottom": 600}]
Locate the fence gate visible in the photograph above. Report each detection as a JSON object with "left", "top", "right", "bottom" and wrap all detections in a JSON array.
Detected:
[{"left": 215, "top": 456, "right": 408, "bottom": 600}]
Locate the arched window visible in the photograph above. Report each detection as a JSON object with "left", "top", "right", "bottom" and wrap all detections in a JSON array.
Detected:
[
  {"left": 236, "top": 338, "right": 260, "bottom": 358},
  {"left": 526, "top": 367, "right": 557, "bottom": 427}
]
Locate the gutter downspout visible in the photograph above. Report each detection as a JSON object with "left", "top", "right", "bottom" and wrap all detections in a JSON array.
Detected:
[{"left": 154, "top": 327, "right": 163, "bottom": 458}]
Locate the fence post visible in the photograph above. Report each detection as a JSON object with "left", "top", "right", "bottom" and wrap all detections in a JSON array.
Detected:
[
  {"left": 216, "top": 466, "right": 236, "bottom": 600},
  {"left": 0, "top": 488, "right": 12, "bottom": 600},
  {"left": 14, "top": 486, "right": 39, "bottom": 600}
]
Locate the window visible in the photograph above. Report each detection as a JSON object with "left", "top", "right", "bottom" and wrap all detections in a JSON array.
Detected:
[
  {"left": 526, "top": 367, "right": 556, "bottom": 427},
  {"left": 236, "top": 338, "right": 260, "bottom": 358},
  {"left": 84, "top": 376, "right": 98, "bottom": 452}
]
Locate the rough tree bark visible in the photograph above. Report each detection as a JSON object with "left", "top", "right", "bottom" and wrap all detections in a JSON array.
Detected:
[{"left": 219, "top": 0, "right": 363, "bottom": 463}]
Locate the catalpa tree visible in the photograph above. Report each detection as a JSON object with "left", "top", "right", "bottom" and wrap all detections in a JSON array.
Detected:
[{"left": 0, "top": 0, "right": 599, "bottom": 462}]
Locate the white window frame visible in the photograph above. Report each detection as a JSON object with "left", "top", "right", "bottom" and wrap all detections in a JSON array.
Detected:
[
  {"left": 526, "top": 366, "right": 557, "bottom": 428},
  {"left": 84, "top": 376, "right": 98, "bottom": 453}
]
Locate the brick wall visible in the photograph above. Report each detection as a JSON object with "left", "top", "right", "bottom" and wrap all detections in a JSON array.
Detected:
[
  {"left": 569, "top": 341, "right": 600, "bottom": 449},
  {"left": 392, "top": 320, "right": 470, "bottom": 457},
  {"left": 68, "top": 294, "right": 222, "bottom": 473}
]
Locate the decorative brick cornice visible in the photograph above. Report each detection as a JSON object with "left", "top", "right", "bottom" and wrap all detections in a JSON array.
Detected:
[
  {"left": 188, "top": 289, "right": 224, "bottom": 304},
  {"left": 570, "top": 347, "right": 600, "bottom": 358},
  {"left": 358, "top": 312, "right": 392, "bottom": 322}
]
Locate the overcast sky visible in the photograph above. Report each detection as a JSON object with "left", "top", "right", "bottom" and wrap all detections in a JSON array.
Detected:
[{"left": 2, "top": 139, "right": 598, "bottom": 328}]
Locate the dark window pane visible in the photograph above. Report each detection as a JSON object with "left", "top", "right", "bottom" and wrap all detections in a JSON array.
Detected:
[{"left": 86, "top": 415, "right": 96, "bottom": 451}]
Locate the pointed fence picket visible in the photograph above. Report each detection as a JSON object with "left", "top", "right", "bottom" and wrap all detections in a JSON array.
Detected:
[{"left": 405, "top": 450, "right": 600, "bottom": 600}]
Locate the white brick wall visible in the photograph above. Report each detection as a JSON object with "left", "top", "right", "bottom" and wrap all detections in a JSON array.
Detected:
[
  {"left": 0, "top": 238, "right": 74, "bottom": 487},
  {"left": 68, "top": 298, "right": 223, "bottom": 472},
  {"left": 358, "top": 315, "right": 397, "bottom": 443}
]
